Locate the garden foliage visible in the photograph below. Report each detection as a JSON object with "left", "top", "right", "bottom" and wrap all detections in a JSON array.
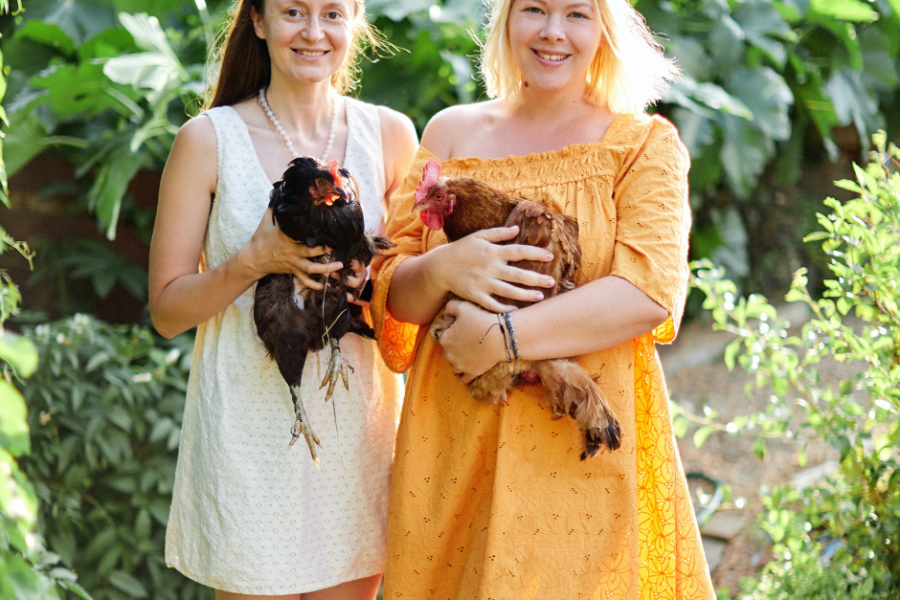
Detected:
[
  {"left": 19, "top": 315, "right": 206, "bottom": 600},
  {"left": 686, "top": 131, "right": 900, "bottom": 598},
  {"left": 1, "top": 0, "right": 93, "bottom": 596},
  {"left": 1, "top": 0, "right": 899, "bottom": 309}
]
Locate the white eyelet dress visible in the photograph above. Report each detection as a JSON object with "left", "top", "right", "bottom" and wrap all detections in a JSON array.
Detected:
[{"left": 165, "top": 97, "right": 403, "bottom": 595}]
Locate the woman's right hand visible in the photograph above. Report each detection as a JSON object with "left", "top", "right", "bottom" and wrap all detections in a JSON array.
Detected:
[
  {"left": 432, "top": 226, "right": 556, "bottom": 313},
  {"left": 239, "top": 208, "right": 343, "bottom": 289}
]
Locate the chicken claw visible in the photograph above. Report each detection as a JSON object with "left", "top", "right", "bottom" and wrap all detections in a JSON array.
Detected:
[
  {"left": 289, "top": 386, "right": 322, "bottom": 468},
  {"left": 320, "top": 337, "right": 352, "bottom": 403}
]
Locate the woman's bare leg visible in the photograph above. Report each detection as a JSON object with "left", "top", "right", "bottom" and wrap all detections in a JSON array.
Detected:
[
  {"left": 214, "top": 573, "right": 383, "bottom": 600},
  {"left": 215, "top": 593, "right": 299, "bottom": 600},
  {"left": 303, "top": 573, "right": 383, "bottom": 600}
]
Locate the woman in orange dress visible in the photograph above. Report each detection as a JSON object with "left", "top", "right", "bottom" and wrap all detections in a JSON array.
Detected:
[{"left": 371, "top": 0, "right": 716, "bottom": 598}]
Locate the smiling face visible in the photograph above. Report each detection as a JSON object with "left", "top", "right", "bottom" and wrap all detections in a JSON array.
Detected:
[
  {"left": 252, "top": 0, "right": 356, "bottom": 86},
  {"left": 507, "top": 0, "right": 603, "bottom": 95}
]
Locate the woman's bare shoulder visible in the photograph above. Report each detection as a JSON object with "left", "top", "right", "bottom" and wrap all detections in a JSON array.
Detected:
[
  {"left": 421, "top": 101, "right": 505, "bottom": 160},
  {"left": 376, "top": 105, "right": 418, "bottom": 156},
  {"left": 175, "top": 111, "right": 217, "bottom": 151}
]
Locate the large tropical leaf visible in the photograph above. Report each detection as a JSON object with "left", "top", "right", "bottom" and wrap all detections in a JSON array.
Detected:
[
  {"left": 726, "top": 66, "right": 794, "bottom": 141},
  {"left": 824, "top": 67, "right": 883, "bottom": 148},
  {"left": 21, "top": 0, "right": 116, "bottom": 45},
  {"left": 733, "top": 0, "right": 793, "bottom": 67},
  {"left": 719, "top": 112, "right": 775, "bottom": 198}
]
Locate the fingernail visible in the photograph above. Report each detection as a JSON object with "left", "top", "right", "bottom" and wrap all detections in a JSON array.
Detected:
[
  {"left": 545, "top": 278, "right": 555, "bottom": 287},
  {"left": 534, "top": 293, "right": 544, "bottom": 301},
  {"left": 544, "top": 253, "right": 554, "bottom": 260}
]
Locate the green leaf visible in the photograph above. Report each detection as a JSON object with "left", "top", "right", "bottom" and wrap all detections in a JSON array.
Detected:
[
  {"left": 86, "top": 150, "right": 142, "bottom": 240},
  {"left": 62, "top": 581, "right": 94, "bottom": 600},
  {"left": 2, "top": 113, "right": 48, "bottom": 178},
  {"left": 103, "top": 52, "right": 184, "bottom": 92},
  {"left": 693, "top": 426, "right": 716, "bottom": 448},
  {"left": 809, "top": 0, "right": 878, "bottom": 22},
  {"left": 824, "top": 68, "right": 883, "bottom": 149},
  {"left": 24, "top": 0, "right": 118, "bottom": 45},
  {"left": 77, "top": 26, "right": 138, "bottom": 61},
  {"left": 707, "top": 15, "right": 745, "bottom": 70},
  {"left": 108, "top": 570, "right": 148, "bottom": 598},
  {"left": 672, "top": 415, "right": 689, "bottom": 438},
  {"left": 0, "top": 330, "right": 39, "bottom": 377},
  {"left": 802, "top": 231, "right": 830, "bottom": 242},
  {"left": 719, "top": 112, "right": 775, "bottom": 198},
  {"left": 733, "top": 0, "right": 792, "bottom": 66},
  {"left": 14, "top": 20, "right": 76, "bottom": 56},
  {"left": 28, "top": 62, "right": 128, "bottom": 119},
  {"left": 753, "top": 436, "right": 767, "bottom": 459},
  {"left": 366, "top": 0, "right": 433, "bottom": 21},
  {"left": 134, "top": 509, "right": 151, "bottom": 540},
  {"left": 726, "top": 67, "right": 794, "bottom": 141},
  {"left": 792, "top": 78, "right": 840, "bottom": 160},
  {"left": 0, "top": 380, "right": 31, "bottom": 457},
  {"left": 724, "top": 338, "right": 742, "bottom": 371}
]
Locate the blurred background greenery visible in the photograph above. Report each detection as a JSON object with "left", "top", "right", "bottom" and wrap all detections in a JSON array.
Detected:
[{"left": 0, "top": 0, "right": 898, "bottom": 598}]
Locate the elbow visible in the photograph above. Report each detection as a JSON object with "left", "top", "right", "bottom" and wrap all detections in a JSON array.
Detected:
[
  {"left": 149, "top": 306, "right": 181, "bottom": 339},
  {"left": 152, "top": 320, "right": 179, "bottom": 340},
  {"left": 646, "top": 302, "right": 669, "bottom": 331}
]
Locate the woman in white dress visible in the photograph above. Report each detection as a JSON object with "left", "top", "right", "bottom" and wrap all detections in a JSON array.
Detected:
[{"left": 147, "top": 0, "right": 417, "bottom": 597}]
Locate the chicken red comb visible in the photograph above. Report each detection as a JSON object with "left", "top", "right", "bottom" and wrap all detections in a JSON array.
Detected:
[
  {"left": 414, "top": 159, "right": 441, "bottom": 205},
  {"left": 327, "top": 159, "right": 344, "bottom": 189}
]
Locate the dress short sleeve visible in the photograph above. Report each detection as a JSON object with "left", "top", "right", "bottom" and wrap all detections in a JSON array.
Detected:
[
  {"left": 370, "top": 149, "right": 436, "bottom": 372},
  {"left": 609, "top": 119, "right": 691, "bottom": 343}
]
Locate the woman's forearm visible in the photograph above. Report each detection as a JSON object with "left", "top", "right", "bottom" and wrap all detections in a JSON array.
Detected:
[
  {"left": 384, "top": 248, "right": 452, "bottom": 326},
  {"left": 149, "top": 247, "right": 261, "bottom": 338},
  {"left": 506, "top": 276, "right": 669, "bottom": 361}
]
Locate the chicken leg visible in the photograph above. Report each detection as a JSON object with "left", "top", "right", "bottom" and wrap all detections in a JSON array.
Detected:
[
  {"left": 320, "top": 337, "right": 351, "bottom": 403},
  {"left": 288, "top": 386, "right": 322, "bottom": 468}
]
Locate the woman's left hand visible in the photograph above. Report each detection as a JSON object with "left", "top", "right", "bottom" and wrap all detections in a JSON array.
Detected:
[{"left": 437, "top": 300, "right": 508, "bottom": 384}]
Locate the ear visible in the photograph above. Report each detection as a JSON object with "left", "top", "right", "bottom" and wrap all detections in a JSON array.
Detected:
[{"left": 250, "top": 5, "right": 266, "bottom": 40}]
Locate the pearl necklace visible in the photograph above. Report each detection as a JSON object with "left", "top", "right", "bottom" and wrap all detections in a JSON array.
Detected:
[{"left": 258, "top": 87, "right": 341, "bottom": 163}]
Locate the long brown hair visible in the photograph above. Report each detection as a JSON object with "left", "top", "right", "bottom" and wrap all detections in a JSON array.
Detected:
[{"left": 206, "top": 0, "right": 384, "bottom": 109}]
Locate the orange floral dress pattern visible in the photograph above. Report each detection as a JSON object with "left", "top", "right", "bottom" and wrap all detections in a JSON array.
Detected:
[{"left": 370, "top": 114, "right": 715, "bottom": 600}]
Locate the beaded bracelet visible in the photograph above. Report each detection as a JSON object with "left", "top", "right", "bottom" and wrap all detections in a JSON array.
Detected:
[
  {"left": 501, "top": 312, "right": 520, "bottom": 361},
  {"left": 478, "top": 314, "right": 513, "bottom": 363}
]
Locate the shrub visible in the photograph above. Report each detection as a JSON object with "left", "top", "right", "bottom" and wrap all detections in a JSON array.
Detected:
[
  {"left": 19, "top": 315, "right": 210, "bottom": 600},
  {"left": 687, "top": 131, "right": 900, "bottom": 598}
]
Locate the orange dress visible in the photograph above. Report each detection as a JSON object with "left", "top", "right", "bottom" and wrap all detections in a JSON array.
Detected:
[{"left": 371, "top": 114, "right": 715, "bottom": 600}]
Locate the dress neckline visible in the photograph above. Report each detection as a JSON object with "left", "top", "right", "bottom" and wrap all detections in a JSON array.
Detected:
[
  {"left": 223, "top": 100, "right": 351, "bottom": 187},
  {"left": 428, "top": 112, "right": 637, "bottom": 168}
]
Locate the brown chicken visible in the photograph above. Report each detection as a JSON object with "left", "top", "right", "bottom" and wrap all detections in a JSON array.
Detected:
[{"left": 412, "top": 159, "right": 621, "bottom": 458}]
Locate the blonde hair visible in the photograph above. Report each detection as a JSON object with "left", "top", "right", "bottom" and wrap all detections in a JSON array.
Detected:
[
  {"left": 479, "top": 0, "right": 678, "bottom": 114},
  {"left": 208, "top": 0, "right": 386, "bottom": 109}
]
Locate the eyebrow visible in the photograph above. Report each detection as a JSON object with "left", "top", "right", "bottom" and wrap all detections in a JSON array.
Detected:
[{"left": 523, "top": 0, "right": 595, "bottom": 9}]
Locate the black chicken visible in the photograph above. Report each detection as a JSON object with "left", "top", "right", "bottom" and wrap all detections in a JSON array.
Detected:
[{"left": 253, "top": 157, "right": 392, "bottom": 467}]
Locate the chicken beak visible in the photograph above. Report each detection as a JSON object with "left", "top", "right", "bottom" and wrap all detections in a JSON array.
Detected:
[{"left": 411, "top": 203, "right": 426, "bottom": 215}]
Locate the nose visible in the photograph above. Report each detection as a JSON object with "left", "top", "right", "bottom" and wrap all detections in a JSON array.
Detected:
[
  {"left": 540, "top": 14, "right": 565, "bottom": 42},
  {"left": 301, "top": 15, "right": 324, "bottom": 42}
]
